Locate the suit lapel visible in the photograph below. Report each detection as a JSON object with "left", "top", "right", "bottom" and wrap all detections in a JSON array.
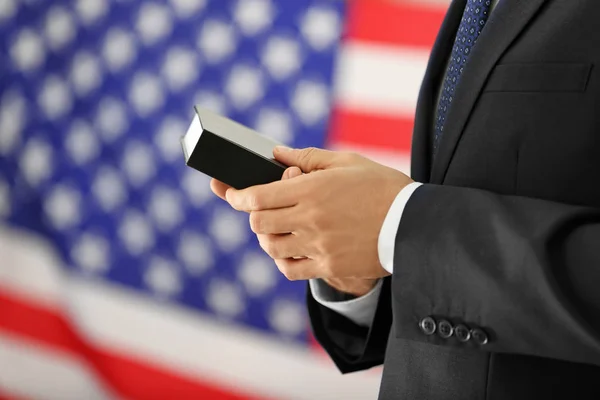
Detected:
[{"left": 429, "top": 0, "right": 550, "bottom": 184}]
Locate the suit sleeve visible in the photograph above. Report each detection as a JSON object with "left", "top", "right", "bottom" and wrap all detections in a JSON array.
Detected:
[
  {"left": 306, "top": 277, "right": 393, "bottom": 373},
  {"left": 393, "top": 183, "right": 600, "bottom": 366}
]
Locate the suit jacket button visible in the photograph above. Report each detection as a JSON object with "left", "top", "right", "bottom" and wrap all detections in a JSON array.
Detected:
[
  {"left": 455, "top": 324, "right": 471, "bottom": 342},
  {"left": 419, "top": 317, "right": 437, "bottom": 335},
  {"left": 438, "top": 320, "right": 454, "bottom": 339},
  {"left": 471, "top": 328, "right": 489, "bottom": 345}
]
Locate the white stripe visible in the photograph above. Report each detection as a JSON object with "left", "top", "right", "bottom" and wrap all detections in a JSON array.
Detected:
[
  {"left": 0, "top": 225, "right": 382, "bottom": 400},
  {"left": 333, "top": 41, "right": 430, "bottom": 118},
  {"left": 0, "top": 333, "right": 119, "bottom": 400}
]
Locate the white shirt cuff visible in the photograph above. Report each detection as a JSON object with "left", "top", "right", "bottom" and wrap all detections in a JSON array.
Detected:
[
  {"left": 378, "top": 182, "right": 423, "bottom": 274},
  {"left": 309, "top": 279, "right": 383, "bottom": 328}
]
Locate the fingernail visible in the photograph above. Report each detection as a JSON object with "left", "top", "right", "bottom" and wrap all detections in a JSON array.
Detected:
[{"left": 274, "top": 145, "right": 292, "bottom": 153}]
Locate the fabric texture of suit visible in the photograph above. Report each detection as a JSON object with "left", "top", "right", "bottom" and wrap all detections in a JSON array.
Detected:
[{"left": 307, "top": 0, "right": 600, "bottom": 398}]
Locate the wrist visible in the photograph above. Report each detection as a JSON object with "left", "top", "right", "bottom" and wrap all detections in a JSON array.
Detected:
[{"left": 323, "top": 278, "right": 379, "bottom": 297}]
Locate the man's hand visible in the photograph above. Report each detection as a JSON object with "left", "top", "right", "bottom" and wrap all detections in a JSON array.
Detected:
[{"left": 211, "top": 147, "right": 414, "bottom": 295}]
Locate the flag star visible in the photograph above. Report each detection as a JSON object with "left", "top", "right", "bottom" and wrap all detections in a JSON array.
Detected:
[
  {"left": 194, "top": 90, "right": 227, "bottom": 115},
  {"left": 300, "top": 6, "right": 342, "bottom": 51},
  {"left": 118, "top": 210, "right": 155, "bottom": 256},
  {"left": 162, "top": 46, "right": 199, "bottom": 92},
  {"left": 136, "top": 3, "right": 173, "bottom": 46},
  {"left": 197, "top": 19, "right": 237, "bottom": 64},
  {"left": 237, "top": 252, "right": 278, "bottom": 297},
  {"left": 0, "top": 178, "right": 11, "bottom": 218},
  {"left": 70, "top": 51, "right": 103, "bottom": 97},
  {"left": 155, "top": 116, "right": 188, "bottom": 162},
  {"left": 95, "top": 97, "right": 129, "bottom": 142},
  {"left": 144, "top": 256, "right": 182, "bottom": 298},
  {"left": 0, "top": 90, "right": 25, "bottom": 156},
  {"left": 148, "top": 186, "right": 183, "bottom": 232},
  {"left": 234, "top": 0, "right": 275, "bottom": 37},
  {"left": 92, "top": 166, "right": 128, "bottom": 212},
  {"left": 291, "top": 80, "right": 330, "bottom": 125},
  {"left": 209, "top": 207, "right": 249, "bottom": 252},
  {"left": 0, "top": 0, "right": 17, "bottom": 22},
  {"left": 225, "top": 64, "right": 264, "bottom": 110},
  {"left": 76, "top": 0, "right": 109, "bottom": 26},
  {"left": 261, "top": 35, "right": 302, "bottom": 81},
  {"left": 10, "top": 29, "right": 46, "bottom": 72},
  {"left": 121, "top": 141, "right": 156, "bottom": 188},
  {"left": 181, "top": 168, "right": 213, "bottom": 207},
  {"left": 44, "top": 184, "right": 82, "bottom": 231},
  {"left": 38, "top": 75, "right": 73, "bottom": 120},
  {"left": 268, "top": 299, "right": 306, "bottom": 337},
  {"left": 102, "top": 28, "right": 137, "bottom": 72},
  {"left": 206, "top": 279, "right": 245, "bottom": 318},
  {"left": 169, "top": 0, "right": 206, "bottom": 18},
  {"left": 254, "top": 107, "right": 293, "bottom": 144},
  {"left": 65, "top": 120, "right": 100, "bottom": 165},
  {"left": 20, "top": 137, "right": 54, "bottom": 187},
  {"left": 177, "top": 231, "right": 214, "bottom": 276},
  {"left": 44, "top": 6, "right": 76, "bottom": 51},
  {"left": 129, "top": 72, "right": 165, "bottom": 117},
  {"left": 71, "top": 233, "right": 110, "bottom": 275}
]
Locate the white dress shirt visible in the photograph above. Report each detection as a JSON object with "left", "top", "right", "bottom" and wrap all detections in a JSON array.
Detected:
[{"left": 309, "top": 0, "right": 502, "bottom": 328}]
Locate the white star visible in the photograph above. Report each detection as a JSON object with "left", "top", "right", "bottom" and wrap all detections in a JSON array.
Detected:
[
  {"left": 129, "top": 72, "right": 164, "bottom": 117},
  {"left": 10, "top": 28, "right": 45, "bottom": 72},
  {"left": 92, "top": 166, "right": 128, "bottom": 212},
  {"left": 254, "top": 107, "right": 293, "bottom": 144},
  {"left": 65, "top": 120, "right": 100, "bottom": 165},
  {"left": 300, "top": 6, "right": 342, "bottom": 51},
  {"left": 136, "top": 3, "right": 173, "bottom": 46},
  {"left": 181, "top": 168, "right": 213, "bottom": 207},
  {"left": 177, "top": 231, "right": 214, "bottom": 276},
  {"left": 155, "top": 116, "right": 188, "bottom": 162},
  {"left": 71, "top": 233, "right": 110, "bottom": 275},
  {"left": 122, "top": 141, "right": 156, "bottom": 188},
  {"left": 237, "top": 251, "right": 278, "bottom": 297},
  {"left": 95, "top": 97, "right": 129, "bottom": 142},
  {"left": 194, "top": 90, "right": 227, "bottom": 115},
  {"left": 0, "top": 89, "right": 25, "bottom": 156},
  {"left": 234, "top": 0, "right": 275, "bottom": 37},
  {"left": 148, "top": 186, "right": 183, "bottom": 232},
  {"left": 209, "top": 206, "right": 249, "bottom": 252},
  {"left": 102, "top": 28, "right": 137, "bottom": 72},
  {"left": 45, "top": 6, "right": 76, "bottom": 51},
  {"left": 197, "top": 19, "right": 237, "bottom": 64},
  {"left": 268, "top": 299, "right": 306, "bottom": 337},
  {"left": 0, "top": 0, "right": 17, "bottom": 22},
  {"left": 225, "top": 64, "right": 264, "bottom": 110},
  {"left": 144, "top": 256, "right": 182, "bottom": 298},
  {"left": 70, "top": 51, "right": 103, "bottom": 97},
  {"left": 0, "top": 178, "right": 10, "bottom": 218},
  {"left": 44, "top": 184, "right": 81, "bottom": 231},
  {"left": 261, "top": 35, "right": 302, "bottom": 81},
  {"left": 162, "top": 46, "right": 199, "bottom": 92},
  {"left": 206, "top": 279, "right": 245, "bottom": 318},
  {"left": 118, "top": 210, "right": 155, "bottom": 256},
  {"left": 38, "top": 75, "right": 73, "bottom": 120},
  {"left": 76, "top": 0, "right": 109, "bottom": 26},
  {"left": 169, "top": 0, "right": 206, "bottom": 18},
  {"left": 291, "top": 80, "right": 330, "bottom": 125},
  {"left": 19, "top": 138, "right": 53, "bottom": 187}
]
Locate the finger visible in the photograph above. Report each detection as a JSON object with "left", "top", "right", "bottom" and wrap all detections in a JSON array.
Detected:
[
  {"left": 282, "top": 166, "right": 303, "bottom": 180},
  {"left": 210, "top": 179, "right": 231, "bottom": 201},
  {"left": 257, "top": 233, "right": 311, "bottom": 260},
  {"left": 225, "top": 179, "right": 300, "bottom": 212},
  {"left": 273, "top": 147, "right": 338, "bottom": 173},
  {"left": 274, "top": 257, "right": 320, "bottom": 281},
  {"left": 249, "top": 207, "right": 300, "bottom": 235}
]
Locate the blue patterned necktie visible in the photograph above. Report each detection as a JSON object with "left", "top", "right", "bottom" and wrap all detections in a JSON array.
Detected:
[{"left": 433, "top": 0, "right": 493, "bottom": 155}]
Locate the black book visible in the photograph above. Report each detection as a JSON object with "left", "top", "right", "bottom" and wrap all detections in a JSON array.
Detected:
[{"left": 180, "top": 106, "right": 288, "bottom": 190}]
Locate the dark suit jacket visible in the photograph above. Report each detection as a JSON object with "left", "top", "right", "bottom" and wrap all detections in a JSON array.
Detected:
[{"left": 307, "top": 0, "right": 600, "bottom": 399}]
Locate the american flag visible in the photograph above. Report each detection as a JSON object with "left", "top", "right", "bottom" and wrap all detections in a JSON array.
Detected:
[{"left": 0, "top": 1, "right": 447, "bottom": 399}]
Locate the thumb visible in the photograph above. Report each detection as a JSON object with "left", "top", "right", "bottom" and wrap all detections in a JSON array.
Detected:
[
  {"left": 274, "top": 146, "right": 335, "bottom": 173},
  {"left": 282, "top": 166, "right": 303, "bottom": 180}
]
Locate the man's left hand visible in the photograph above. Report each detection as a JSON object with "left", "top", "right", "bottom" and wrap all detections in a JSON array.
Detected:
[{"left": 219, "top": 147, "right": 414, "bottom": 281}]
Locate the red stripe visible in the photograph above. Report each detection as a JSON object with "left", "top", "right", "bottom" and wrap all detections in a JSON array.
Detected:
[
  {"left": 327, "top": 108, "right": 414, "bottom": 152},
  {"left": 0, "top": 291, "right": 271, "bottom": 400},
  {"left": 345, "top": 0, "right": 448, "bottom": 48}
]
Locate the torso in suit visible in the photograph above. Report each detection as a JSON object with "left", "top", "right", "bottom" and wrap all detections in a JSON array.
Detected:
[{"left": 308, "top": 0, "right": 600, "bottom": 398}]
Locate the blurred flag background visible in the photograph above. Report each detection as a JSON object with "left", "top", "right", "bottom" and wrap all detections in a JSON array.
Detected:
[{"left": 0, "top": 0, "right": 449, "bottom": 399}]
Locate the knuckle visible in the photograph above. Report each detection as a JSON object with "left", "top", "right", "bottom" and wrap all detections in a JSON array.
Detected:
[
  {"left": 248, "top": 194, "right": 261, "bottom": 210},
  {"left": 249, "top": 212, "right": 263, "bottom": 233}
]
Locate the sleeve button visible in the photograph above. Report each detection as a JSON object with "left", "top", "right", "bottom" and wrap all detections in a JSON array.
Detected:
[
  {"left": 438, "top": 320, "right": 454, "bottom": 339},
  {"left": 419, "top": 317, "right": 437, "bottom": 335},
  {"left": 471, "top": 328, "right": 489, "bottom": 345},
  {"left": 454, "top": 324, "right": 471, "bottom": 342}
]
